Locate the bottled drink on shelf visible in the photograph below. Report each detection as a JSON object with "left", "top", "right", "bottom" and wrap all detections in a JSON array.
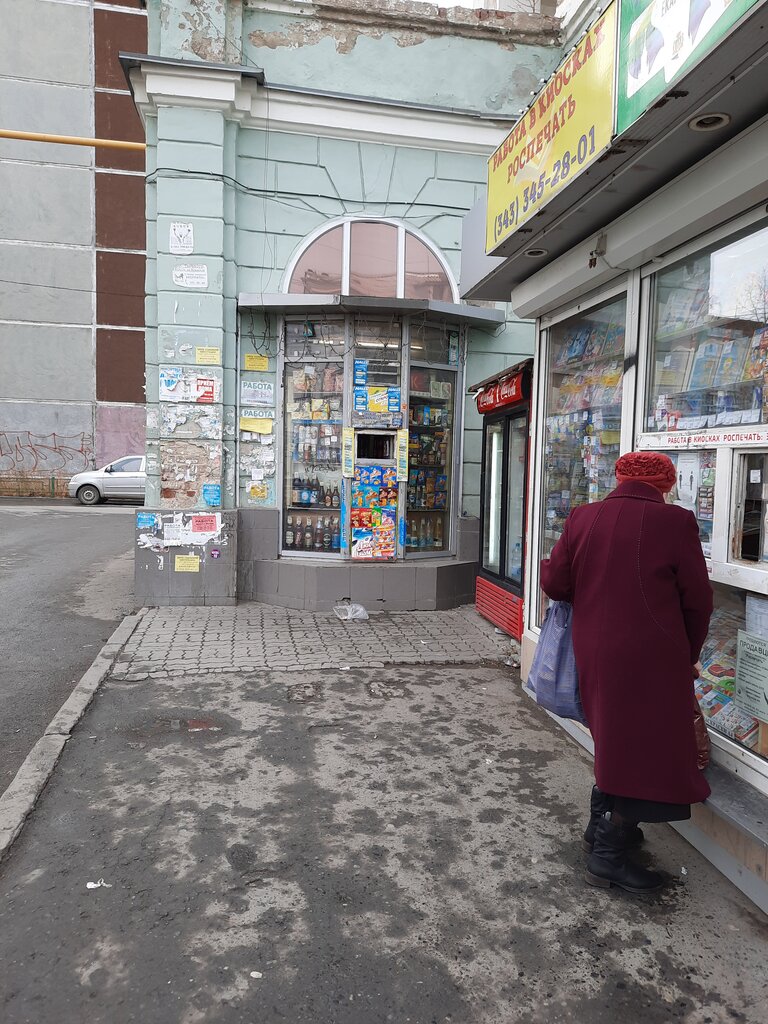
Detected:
[
  {"left": 319, "top": 483, "right": 326, "bottom": 507},
  {"left": 303, "top": 518, "right": 313, "bottom": 551},
  {"left": 310, "top": 477, "right": 319, "bottom": 506},
  {"left": 324, "top": 485, "right": 332, "bottom": 508},
  {"left": 285, "top": 515, "right": 294, "bottom": 549},
  {"left": 434, "top": 516, "right": 443, "bottom": 549},
  {"left": 314, "top": 518, "right": 323, "bottom": 551},
  {"left": 331, "top": 516, "right": 340, "bottom": 551},
  {"left": 426, "top": 517, "right": 433, "bottom": 548},
  {"left": 291, "top": 474, "right": 300, "bottom": 506},
  {"left": 331, "top": 484, "right": 340, "bottom": 508},
  {"left": 323, "top": 518, "right": 332, "bottom": 552},
  {"left": 295, "top": 515, "right": 303, "bottom": 541},
  {"left": 303, "top": 426, "right": 312, "bottom": 463},
  {"left": 418, "top": 519, "right": 427, "bottom": 549},
  {"left": 300, "top": 477, "right": 312, "bottom": 507}
]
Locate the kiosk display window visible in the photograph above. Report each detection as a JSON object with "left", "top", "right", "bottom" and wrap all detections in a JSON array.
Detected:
[
  {"left": 282, "top": 321, "right": 344, "bottom": 554},
  {"left": 647, "top": 223, "right": 768, "bottom": 432},
  {"left": 406, "top": 365, "right": 454, "bottom": 553},
  {"left": 656, "top": 449, "right": 717, "bottom": 558},
  {"left": 541, "top": 295, "right": 627, "bottom": 559}
]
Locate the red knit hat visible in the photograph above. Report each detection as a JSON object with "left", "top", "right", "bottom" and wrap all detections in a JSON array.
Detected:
[{"left": 615, "top": 452, "right": 676, "bottom": 493}]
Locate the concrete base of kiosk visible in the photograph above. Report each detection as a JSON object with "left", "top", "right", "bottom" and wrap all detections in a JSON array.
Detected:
[{"left": 237, "top": 509, "right": 480, "bottom": 611}]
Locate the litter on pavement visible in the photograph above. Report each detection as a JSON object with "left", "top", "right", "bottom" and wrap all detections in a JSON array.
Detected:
[
  {"left": 333, "top": 602, "right": 368, "bottom": 621},
  {"left": 85, "top": 878, "right": 113, "bottom": 890}
]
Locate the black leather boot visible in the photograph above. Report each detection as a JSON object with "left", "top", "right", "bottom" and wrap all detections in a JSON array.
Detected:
[
  {"left": 582, "top": 786, "right": 644, "bottom": 853},
  {"left": 586, "top": 816, "right": 664, "bottom": 894}
]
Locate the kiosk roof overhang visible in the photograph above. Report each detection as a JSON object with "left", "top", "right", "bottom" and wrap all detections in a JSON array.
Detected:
[
  {"left": 462, "top": 4, "right": 768, "bottom": 302},
  {"left": 238, "top": 293, "right": 505, "bottom": 329}
]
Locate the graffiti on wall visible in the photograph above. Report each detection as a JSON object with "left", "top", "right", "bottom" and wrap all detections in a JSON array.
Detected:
[{"left": 0, "top": 430, "right": 94, "bottom": 476}]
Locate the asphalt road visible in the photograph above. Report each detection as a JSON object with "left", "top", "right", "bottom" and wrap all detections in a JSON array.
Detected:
[{"left": 0, "top": 499, "right": 136, "bottom": 791}]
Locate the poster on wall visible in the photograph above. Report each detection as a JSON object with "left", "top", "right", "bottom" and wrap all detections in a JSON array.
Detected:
[
  {"left": 352, "top": 386, "right": 403, "bottom": 427},
  {"left": 240, "top": 379, "right": 274, "bottom": 407},
  {"left": 169, "top": 222, "right": 194, "bottom": 255},
  {"left": 735, "top": 630, "right": 768, "bottom": 723},
  {"left": 617, "top": 0, "right": 760, "bottom": 135},
  {"left": 159, "top": 366, "right": 221, "bottom": 405}
]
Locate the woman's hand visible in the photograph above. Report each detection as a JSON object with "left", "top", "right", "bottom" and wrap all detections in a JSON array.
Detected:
[{"left": 692, "top": 661, "right": 702, "bottom": 678}]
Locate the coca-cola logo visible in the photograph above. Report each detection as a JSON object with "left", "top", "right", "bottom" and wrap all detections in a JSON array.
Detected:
[{"left": 476, "top": 373, "right": 523, "bottom": 413}]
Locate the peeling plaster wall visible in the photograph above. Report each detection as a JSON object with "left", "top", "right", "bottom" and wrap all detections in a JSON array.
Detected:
[{"left": 155, "top": 0, "right": 560, "bottom": 115}]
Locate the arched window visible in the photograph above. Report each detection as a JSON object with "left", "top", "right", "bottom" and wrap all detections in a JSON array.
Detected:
[{"left": 286, "top": 219, "right": 457, "bottom": 303}]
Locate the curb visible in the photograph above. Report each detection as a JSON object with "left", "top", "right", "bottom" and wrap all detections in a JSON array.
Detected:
[{"left": 0, "top": 610, "right": 145, "bottom": 863}]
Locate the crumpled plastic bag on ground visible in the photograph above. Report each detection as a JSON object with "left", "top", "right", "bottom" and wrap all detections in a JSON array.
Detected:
[{"left": 333, "top": 602, "right": 369, "bottom": 621}]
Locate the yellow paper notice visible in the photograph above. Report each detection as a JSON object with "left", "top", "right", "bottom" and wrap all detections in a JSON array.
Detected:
[
  {"left": 174, "top": 554, "right": 200, "bottom": 573},
  {"left": 244, "top": 353, "right": 269, "bottom": 371},
  {"left": 195, "top": 346, "right": 221, "bottom": 364},
  {"left": 240, "top": 416, "right": 273, "bottom": 434}
]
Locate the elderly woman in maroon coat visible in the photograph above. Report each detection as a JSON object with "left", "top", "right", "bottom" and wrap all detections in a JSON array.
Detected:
[{"left": 540, "top": 452, "right": 713, "bottom": 894}]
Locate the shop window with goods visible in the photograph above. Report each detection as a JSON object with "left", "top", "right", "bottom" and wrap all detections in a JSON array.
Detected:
[
  {"left": 406, "top": 324, "right": 459, "bottom": 554},
  {"left": 541, "top": 294, "right": 627, "bottom": 566},
  {"left": 278, "top": 219, "right": 465, "bottom": 563},
  {"left": 647, "top": 223, "right": 768, "bottom": 433},
  {"left": 283, "top": 321, "right": 344, "bottom": 556},
  {"left": 641, "top": 220, "right": 768, "bottom": 767}
]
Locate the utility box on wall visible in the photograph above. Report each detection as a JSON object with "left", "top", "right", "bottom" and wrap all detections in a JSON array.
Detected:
[{"left": 134, "top": 510, "right": 238, "bottom": 606}]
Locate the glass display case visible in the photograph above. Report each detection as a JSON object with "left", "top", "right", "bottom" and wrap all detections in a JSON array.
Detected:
[
  {"left": 651, "top": 449, "right": 717, "bottom": 558},
  {"left": 541, "top": 295, "right": 627, "bottom": 560},
  {"left": 646, "top": 223, "right": 768, "bottom": 432},
  {"left": 282, "top": 321, "right": 344, "bottom": 554},
  {"left": 406, "top": 365, "right": 454, "bottom": 552}
]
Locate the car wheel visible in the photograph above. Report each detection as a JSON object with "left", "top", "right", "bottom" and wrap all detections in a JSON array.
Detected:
[{"left": 76, "top": 485, "right": 102, "bottom": 506}]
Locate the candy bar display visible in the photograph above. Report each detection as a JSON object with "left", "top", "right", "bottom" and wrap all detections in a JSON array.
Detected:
[
  {"left": 351, "top": 465, "right": 398, "bottom": 560},
  {"left": 647, "top": 224, "right": 768, "bottom": 432},
  {"left": 282, "top": 339, "right": 344, "bottom": 553},
  {"left": 407, "top": 366, "right": 455, "bottom": 552},
  {"left": 541, "top": 296, "right": 627, "bottom": 560}
]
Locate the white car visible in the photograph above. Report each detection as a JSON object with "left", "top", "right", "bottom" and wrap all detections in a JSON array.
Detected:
[{"left": 68, "top": 456, "right": 146, "bottom": 505}]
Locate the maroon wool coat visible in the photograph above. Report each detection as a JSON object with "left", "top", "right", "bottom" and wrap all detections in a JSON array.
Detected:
[{"left": 540, "top": 480, "right": 713, "bottom": 804}]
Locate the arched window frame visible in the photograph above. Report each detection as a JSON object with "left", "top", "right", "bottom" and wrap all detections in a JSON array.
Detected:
[{"left": 281, "top": 216, "right": 460, "bottom": 304}]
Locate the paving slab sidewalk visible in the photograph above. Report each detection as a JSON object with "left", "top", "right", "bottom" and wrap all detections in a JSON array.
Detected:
[{"left": 0, "top": 606, "right": 766, "bottom": 1024}]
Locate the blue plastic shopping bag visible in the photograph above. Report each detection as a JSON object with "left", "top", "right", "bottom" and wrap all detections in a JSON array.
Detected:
[{"left": 528, "top": 601, "right": 587, "bottom": 725}]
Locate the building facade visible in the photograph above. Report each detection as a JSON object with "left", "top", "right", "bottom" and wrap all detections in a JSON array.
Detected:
[
  {"left": 463, "top": 0, "right": 768, "bottom": 911},
  {"left": 0, "top": 0, "right": 147, "bottom": 496},
  {"left": 128, "top": 0, "right": 561, "bottom": 608}
]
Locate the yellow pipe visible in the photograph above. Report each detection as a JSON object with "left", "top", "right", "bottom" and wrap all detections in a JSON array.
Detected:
[{"left": 0, "top": 128, "right": 146, "bottom": 151}]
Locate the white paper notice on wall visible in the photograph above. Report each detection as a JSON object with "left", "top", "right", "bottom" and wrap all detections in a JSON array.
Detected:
[
  {"left": 169, "top": 222, "right": 194, "bottom": 255},
  {"left": 750, "top": 469, "right": 761, "bottom": 483},
  {"left": 172, "top": 263, "right": 208, "bottom": 288}
]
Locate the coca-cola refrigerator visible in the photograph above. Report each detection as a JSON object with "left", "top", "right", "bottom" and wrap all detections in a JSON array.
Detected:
[{"left": 473, "top": 359, "right": 532, "bottom": 640}]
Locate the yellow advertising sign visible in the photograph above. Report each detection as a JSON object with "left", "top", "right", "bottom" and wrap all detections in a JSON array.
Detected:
[
  {"left": 174, "top": 554, "right": 200, "bottom": 573},
  {"left": 486, "top": 2, "right": 617, "bottom": 254},
  {"left": 195, "top": 346, "right": 221, "bottom": 365},
  {"left": 244, "top": 353, "right": 268, "bottom": 371}
]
